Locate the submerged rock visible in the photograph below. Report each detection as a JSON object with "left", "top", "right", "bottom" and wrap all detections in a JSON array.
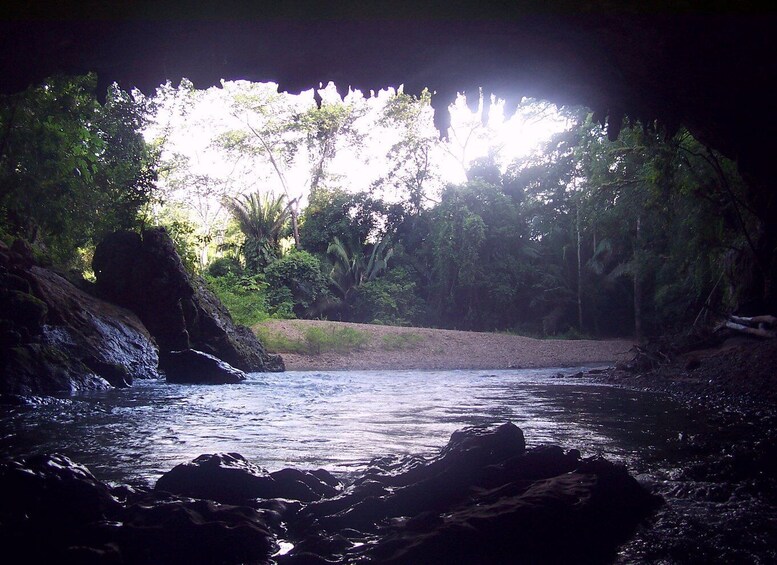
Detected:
[{"left": 93, "top": 228, "right": 283, "bottom": 373}]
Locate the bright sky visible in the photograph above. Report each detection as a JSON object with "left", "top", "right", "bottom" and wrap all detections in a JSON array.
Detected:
[{"left": 146, "top": 80, "right": 567, "bottom": 229}]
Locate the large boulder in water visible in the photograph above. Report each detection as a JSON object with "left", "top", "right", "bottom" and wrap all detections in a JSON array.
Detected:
[
  {"left": 0, "top": 240, "right": 159, "bottom": 394},
  {"left": 162, "top": 349, "right": 246, "bottom": 384},
  {"left": 93, "top": 228, "right": 283, "bottom": 372},
  {"left": 284, "top": 422, "right": 661, "bottom": 564},
  {"left": 156, "top": 452, "right": 339, "bottom": 504}
]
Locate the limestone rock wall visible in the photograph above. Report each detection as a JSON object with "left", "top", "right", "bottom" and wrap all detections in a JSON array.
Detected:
[
  {"left": 93, "top": 228, "right": 283, "bottom": 373},
  {"left": 0, "top": 240, "right": 159, "bottom": 395}
]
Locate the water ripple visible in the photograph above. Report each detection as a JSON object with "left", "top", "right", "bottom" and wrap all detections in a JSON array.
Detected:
[{"left": 0, "top": 367, "right": 683, "bottom": 485}]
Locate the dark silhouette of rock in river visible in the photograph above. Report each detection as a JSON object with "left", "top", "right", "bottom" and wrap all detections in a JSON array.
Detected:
[
  {"left": 93, "top": 228, "right": 283, "bottom": 373},
  {"left": 156, "top": 452, "right": 340, "bottom": 503},
  {"left": 0, "top": 423, "right": 659, "bottom": 564},
  {"left": 162, "top": 349, "right": 247, "bottom": 384},
  {"left": 277, "top": 422, "right": 661, "bottom": 564},
  {"left": 0, "top": 453, "right": 277, "bottom": 564},
  {"left": 155, "top": 423, "right": 660, "bottom": 564},
  {"left": 0, "top": 239, "right": 159, "bottom": 394}
]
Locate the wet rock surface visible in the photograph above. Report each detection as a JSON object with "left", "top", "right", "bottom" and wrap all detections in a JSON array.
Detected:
[
  {"left": 287, "top": 423, "right": 659, "bottom": 564},
  {"left": 0, "top": 424, "right": 659, "bottom": 564},
  {"left": 161, "top": 349, "right": 247, "bottom": 385},
  {"left": 0, "top": 453, "right": 277, "bottom": 564},
  {"left": 156, "top": 452, "right": 339, "bottom": 504},
  {"left": 93, "top": 228, "right": 283, "bottom": 373},
  {"left": 1, "top": 239, "right": 159, "bottom": 394},
  {"left": 582, "top": 340, "right": 777, "bottom": 563},
  {"left": 187, "top": 277, "right": 285, "bottom": 372}
]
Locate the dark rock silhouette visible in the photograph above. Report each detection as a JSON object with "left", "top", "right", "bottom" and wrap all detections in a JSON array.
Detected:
[
  {"left": 162, "top": 349, "right": 247, "bottom": 384},
  {"left": 0, "top": 453, "right": 277, "bottom": 564},
  {"left": 156, "top": 452, "right": 339, "bottom": 503},
  {"left": 278, "top": 423, "right": 661, "bottom": 563},
  {"left": 93, "top": 228, "right": 283, "bottom": 375},
  {"left": 0, "top": 424, "right": 659, "bottom": 563},
  {"left": 1, "top": 239, "right": 159, "bottom": 394},
  {"left": 151, "top": 423, "right": 659, "bottom": 564}
]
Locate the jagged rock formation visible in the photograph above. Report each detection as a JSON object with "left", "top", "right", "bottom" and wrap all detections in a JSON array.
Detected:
[
  {"left": 156, "top": 452, "right": 339, "bottom": 504},
  {"left": 0, "top": 453, "right": 277, "bottom": 564},
  {"left": 0, "top": 239, "right": 159, "bottom": 394},
  {"left": 1, "top": 226, "right": 282, "bottom": 394},
  {"left": 187, "top": 277, "right": 284, "bottom": 372},
  {"left": 92, "top": 228, "right": 284, "bottom": 377},
  {"left": 154, "top": 423, "right": 661, "bottom": 564},
  {"left": 0, "top": 423, "right": 661, "bottom": 564}
]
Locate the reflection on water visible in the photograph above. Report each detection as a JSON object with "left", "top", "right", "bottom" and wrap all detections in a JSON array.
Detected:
[
  {"left": 2, "top": 368, "right": 775, "bottom": 562},
  {"left": 1, "top": 368, "right": 693, "bottom": 485}
]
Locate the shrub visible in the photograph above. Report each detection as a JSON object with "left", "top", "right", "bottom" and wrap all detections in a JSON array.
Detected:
[
  {"left": 302, "top": 326, "right": 369, "bottom": 354},
  {"left": 254, "top": 324, "right": 370, "bottom": 354},
  {"left": 254, "top": 326, "right": 308, "bottom": 353},
  {"left": 348, "top": 267, "right": 423, "bottom": 325},
  {"left": 264, "top": 250, "right": 333, "bottom": 318},
  {"left": 381, "top": 332, "right": 423, "bottom": 350},
  {"left": 204, "top": 273, "right": 270, "bottom": 327},
  {"left": 207, "top": 256, "right": 243, "bottom": 278}
]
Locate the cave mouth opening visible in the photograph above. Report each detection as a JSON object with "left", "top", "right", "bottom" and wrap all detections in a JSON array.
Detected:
[{"left": 147, "top": 77, "right": 571, "bottom": 204}]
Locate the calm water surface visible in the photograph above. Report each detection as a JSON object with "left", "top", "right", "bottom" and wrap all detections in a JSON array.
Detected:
[{"left": 1, "top": 368, "right": 698, "bottom": 484}]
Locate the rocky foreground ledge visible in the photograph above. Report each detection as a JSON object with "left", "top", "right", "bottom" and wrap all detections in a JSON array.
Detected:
[{"left": 0, "top": 423, "right": 660, "bottom": 564}]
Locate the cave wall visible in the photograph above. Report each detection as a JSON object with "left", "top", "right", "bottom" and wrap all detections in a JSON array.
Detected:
[{"left": 2, "top": 8, "right": 774, "bottom": 183}]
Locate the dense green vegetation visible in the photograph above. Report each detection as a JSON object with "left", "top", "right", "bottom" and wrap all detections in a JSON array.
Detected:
[
  {"left": 1, "top": 75, "right": 761, "bottom": 339},
  {"left": 255, "top": 323, "right": 422, "bottom": 355},
  {"left": 0, "top": 75, "right": 157, "bottom": 267},
  {"left": 206, "top": 108, "right": 755, "bottom": 338}
]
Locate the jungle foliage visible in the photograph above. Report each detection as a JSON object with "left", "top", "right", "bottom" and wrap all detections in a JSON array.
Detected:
[
  {"left": 283, "top": 112, "right": 752, "bottom": 336},
  {"left": 0, "top": 74, "right": 157, "bottom": 266},
  {"left": 3, "top": 74, "right": 760, "bottom": 338}
]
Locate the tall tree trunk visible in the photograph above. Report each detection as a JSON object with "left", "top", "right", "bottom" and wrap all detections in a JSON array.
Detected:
[
  {"left": 289, "top": 205, "right": 301, "bottom": 249},
  {"left": 634, "top": 214, "right": 643, "bottom": 341},
  {"left": 246, "top": 122, "right": 301, "bottom": 248},
  {"left": 576, "top": 202, "right": 584, "bottom": 331}
]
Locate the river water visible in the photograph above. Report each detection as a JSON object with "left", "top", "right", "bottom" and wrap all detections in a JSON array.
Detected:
[{"left": 2, "top": 368, "right": 776, "bottom": 562}]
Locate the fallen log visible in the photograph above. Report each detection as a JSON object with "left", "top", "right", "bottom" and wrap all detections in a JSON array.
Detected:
[
  {"left": 729, "top": 314, "right": 777, "bottom": 327},
  {"left": 724, "top": 321, "right": 776, "bottom": 339}
]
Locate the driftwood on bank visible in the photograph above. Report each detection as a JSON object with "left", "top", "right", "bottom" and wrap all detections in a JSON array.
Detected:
[{"left": 723, "top": 315, "right": 776, "bottom": 339}]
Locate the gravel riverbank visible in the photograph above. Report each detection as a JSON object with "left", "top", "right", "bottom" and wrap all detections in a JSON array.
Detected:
[{"left": 256, "top": 319, "right": 634, "bottom": 371}]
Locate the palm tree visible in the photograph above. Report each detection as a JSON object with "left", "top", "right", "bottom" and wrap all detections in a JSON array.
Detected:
[
  {"left": 327, "top": 236, "right": 393, "bottom": 301},
  {"left": 223, "top": 192, "right": 289, "bottom": 273}
]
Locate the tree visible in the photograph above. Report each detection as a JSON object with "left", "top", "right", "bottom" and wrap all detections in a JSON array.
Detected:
[
  {"left": 420, "top": 180, "right": 534, "bottom": 330},
  {"left": 0, "top": 74, "right": 157, "bottom": 265},
  {"left": 299, "top": 188, "right": 389, "bottom": 256},
  {"left": 373, "top": 88, "right": 442, "bottom": 214},
  {"left": 263, "top": 250, "right": 332, "bottom": 318},
  {"left": 292, "top": 92, "right": 366, "bottom": 197},
  {"left": 327, "top": 236, "right": 393, "bottom": 303},
  {"left": 216, "top": 82, "right": 366, "bottom": 247},
  {"left": 223, "top": 192, "right": 289, "bottom": 273}
]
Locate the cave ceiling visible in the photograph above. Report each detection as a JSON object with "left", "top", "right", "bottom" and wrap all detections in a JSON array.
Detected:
[{"left": 1, "top": 2, "right": 775, "bottom": 187}]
